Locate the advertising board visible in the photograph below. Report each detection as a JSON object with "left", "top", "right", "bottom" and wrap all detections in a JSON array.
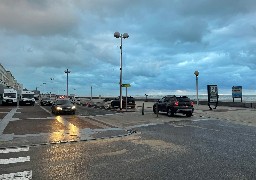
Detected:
[
  {"left": 207, "top": 85, "right": 218, "bottom": 103},
  {"left": 232, "top": 86, "right": 242, "bottom": 98},
  {"left": 232, "top": 86, "right": 242, "bottom": 102}
]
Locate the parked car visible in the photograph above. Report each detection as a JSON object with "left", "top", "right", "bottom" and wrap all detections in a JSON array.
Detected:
[
  {"left": 111, "top": 96, "right": 136, "bottom": 109},
  {"left": 103, "top": 98, "right": 115, "bottom": 109},
  {"left": 51, "top": 99, "right": 76, "bottom": 115},
  {"left": 153, "top": 95, "right": 194, "bottom": 117},
  {"left": 40, "top": 98, "right": 53, "bottom": 106}
]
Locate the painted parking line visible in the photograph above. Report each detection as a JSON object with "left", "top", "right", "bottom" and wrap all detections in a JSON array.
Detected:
[
  {"left": 0, "top": 108, "right": 17, "bottom": 135},
  {"left": 0, "top": 170, "right": 32, "bottom": 179},
  {"left": 0, "top": 146, "right": 29, "bottom": 153},
  {"left": 39, "top": 105, "right": 51, "bottom": 114},
  {"left": 0, "top": 156, "right": 30, "bottom": 165},
  {"left": 0, "top": 147, "right": 32, "bottom": 179}
]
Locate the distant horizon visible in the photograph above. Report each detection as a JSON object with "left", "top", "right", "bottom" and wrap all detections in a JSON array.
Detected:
[{"left": 70, "top": 92, "right": 256, "bottom": 98}]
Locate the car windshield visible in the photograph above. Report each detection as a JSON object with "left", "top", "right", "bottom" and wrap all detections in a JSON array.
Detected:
[
  {"left": 22, "top": 94, "right": 34, "bottom": 98},
  {"left": 177, "top": 97, "right": 191, "bottom": 102},
  {"left": 3, "top": 93, "right": 16, "bottom": 98},
  {"left": 56, "top": 99, "right": 71, "bottom": 105}
]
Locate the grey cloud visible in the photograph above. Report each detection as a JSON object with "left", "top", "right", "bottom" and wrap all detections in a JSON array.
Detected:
[
  {"left": 0, "top": 0, "right": 77, "bottom": 36},
  {"left": 176, "top": 0, "right": 256, "bottom": 17},
  {"left": 1, "top": 0, "right": 256, "bottom": 95}
]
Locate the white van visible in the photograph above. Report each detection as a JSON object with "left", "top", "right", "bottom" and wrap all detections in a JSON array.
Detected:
[
  {"left": 2, "top": 88, "right": 18, "bottom": 106},
  {"left": 19, "top": 90, "right": 35, "bottom": 106}
]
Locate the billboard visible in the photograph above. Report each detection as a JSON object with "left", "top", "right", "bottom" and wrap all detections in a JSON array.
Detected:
[
  {"left": 232, "top": 86, "right": 242, "bottom": 98},
  {"left": 207, "top": 85, "right": 218, "bottom": 103}
]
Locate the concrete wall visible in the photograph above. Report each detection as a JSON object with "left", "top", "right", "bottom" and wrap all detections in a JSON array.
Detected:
[{"left": 198, "top": 100, "right": 256, "bottom": 108}]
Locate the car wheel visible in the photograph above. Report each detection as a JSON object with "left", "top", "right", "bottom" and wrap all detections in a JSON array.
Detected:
[
  {"left": 167, "top": 108, "right": 174, "bottom": 117},
  {"left": 153, "top": 106, "right": 158, "bottom": 114}
]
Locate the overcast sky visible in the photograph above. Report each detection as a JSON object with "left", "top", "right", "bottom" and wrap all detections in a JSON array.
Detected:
[{"left": 1, "top": 0, "right": 256, "bottom": 97}]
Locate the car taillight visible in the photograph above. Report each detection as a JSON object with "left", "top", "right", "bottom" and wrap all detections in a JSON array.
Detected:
[
  {"left": 174, "top": 101, "right": 179, "bottom": 106},
  {"left": 191, "top": 101, "right": 194, "bottom": 106}
]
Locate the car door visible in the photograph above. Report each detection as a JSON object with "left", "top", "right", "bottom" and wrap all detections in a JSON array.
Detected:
[{"left": 157, "top": 97, "right": 166, "bottom": 111}]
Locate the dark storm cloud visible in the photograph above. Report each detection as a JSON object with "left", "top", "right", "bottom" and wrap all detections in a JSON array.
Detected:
[
  {"left": 0, "top": 0, "right": 256, "bottom": 95},
  {"left": 0, "top": 0, "right": 77, "bottom": 36}
]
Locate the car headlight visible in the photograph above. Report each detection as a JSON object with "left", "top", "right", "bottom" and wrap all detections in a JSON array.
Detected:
[
  {"left": 72, "top": 106, "right": 76, "bottom": 109},
  {"left": 56, "top": 107, "right": 62, "bottom": 110}
]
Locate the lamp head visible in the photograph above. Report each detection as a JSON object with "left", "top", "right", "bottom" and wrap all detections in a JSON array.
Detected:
[
  {"left": 194, "top": 70, "right": 199, "bottom": 76},
  {"left": 123, "top": 33, "right": 129, "bottom": 39},
  {"left": 114, "top": 32, "right": 121, "bottom": 38}
]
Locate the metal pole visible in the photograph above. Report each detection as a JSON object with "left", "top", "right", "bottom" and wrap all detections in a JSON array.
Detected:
[
  {"left": 64, "top": 69, "right": 71, "bottom": 97},
  {"left": 43, "top": 83, "right": 46, "bottom": 94},
  {"left": 142, "top": 103, "right": 144, "bottom": 115},
  {"left": 91, "top": 86, "right": 92, "bottom": 100},
  {"left": 196, "top": 75, "right": 199, "bottom": 105},
  {"left": 67, "top": 72, "right": 68, "bottom": 97},
  {"left": 126, "top": 86, "right": 127, "bottom": 111},
  {"left": 120, "top": 35, "right": 123, "bottom": 110}
]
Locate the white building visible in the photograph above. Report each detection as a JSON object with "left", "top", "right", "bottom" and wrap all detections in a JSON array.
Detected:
[{"left": 0, "top": 63, "right": 22, "bottom": 93}]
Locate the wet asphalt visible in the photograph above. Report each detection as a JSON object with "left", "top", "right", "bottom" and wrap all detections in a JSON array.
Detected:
[{"left": 0, "top": 103, "right": 256, "bottom": 179}]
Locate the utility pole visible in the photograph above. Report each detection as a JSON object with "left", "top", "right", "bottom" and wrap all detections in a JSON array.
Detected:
[
  {"left": 64, "top": 69, "right": 71, "bottom": 97},
  {"left": 91, "top": 86, "right": 92, "bottom": 100}
]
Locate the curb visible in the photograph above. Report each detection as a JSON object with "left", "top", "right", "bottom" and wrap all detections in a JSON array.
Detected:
[{"left": 0, "top": 129, "right": 137, "bottom": 150}]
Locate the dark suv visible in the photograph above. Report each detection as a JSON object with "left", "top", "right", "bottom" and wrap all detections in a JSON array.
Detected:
[
  {"left": 111, "top": 96, "right": 136, "bottom": 109},
  {"left": 153, "top": 95, "right": 194, "bottom": 117}
]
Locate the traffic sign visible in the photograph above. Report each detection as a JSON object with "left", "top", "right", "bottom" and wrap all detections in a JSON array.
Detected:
[{"left": 122, "top": 84, "right": 131, "bottom": 87}]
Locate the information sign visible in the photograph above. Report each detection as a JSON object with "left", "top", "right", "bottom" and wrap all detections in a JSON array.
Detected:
[
  {"left": 232, "top": 86, "right": 242, "bottom": 98},
  {"left": 232, "top": 86, "right": 242, "bottom": 102},
  {"left": 207, "top": 85, "right": 218, "bottom": 103},
  {"left": 121, "top": 84, "right": 131, "bottom": 87}
]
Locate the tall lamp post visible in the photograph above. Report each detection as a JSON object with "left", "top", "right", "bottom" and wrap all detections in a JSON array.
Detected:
[
  {"left": 43, "top": 83, "right": 46, "bottom": 94},
  {"left": 64, "top": 69, "right": 71, "bottom": 97},
  {"left": 50, "top": 78, "right": 54, "bottom": 97},
  {"left": 114, "top": 31, "right": 129, "bottom": 110},
  {"left": 194, "top": 70, "right": 199, "bottom": 106}
]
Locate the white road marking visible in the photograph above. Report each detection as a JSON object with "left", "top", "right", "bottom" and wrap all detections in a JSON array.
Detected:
[
  {"left": 0, "top": 108, "right": 17, "bottom": 135},
  {"left": 0, "top": 147, "right": 32, "bottom": 178},
  {"left": 0, "top": 147, "right": 29, "bottom": 154},
  {"left": 26, "top": 117, "right": 54, "bottom": 120},
  {"left": 0, "top": 156, "right": 30, "bottom": 165},
  {"left": 0, "top": 170, "right": 32, "bottom": 179},
  {"left": 39, "top": 105, "right": 51, "bottom": 114}
]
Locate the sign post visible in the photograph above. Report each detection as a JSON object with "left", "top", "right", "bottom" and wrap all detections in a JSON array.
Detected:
[
  {"left": 121, "top": 84, "right": 131, "bottom": 111},
  {"left": 207, "top": 85, "right": 219, "bottom": 110},
  {"left": 232, "top": 86, "right": 242, "bottom": 102}
]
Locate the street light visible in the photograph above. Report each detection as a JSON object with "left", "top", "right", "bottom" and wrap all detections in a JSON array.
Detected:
[
  {"left": 194, "top": 70, "right": 199, "bottom": 106},
  {"left": 50, "top": 78, "right": 54, "bottom": 97},
  {"left": 64, "top": 69, "right": 71, "bottom": 97},
  {"left": 114, "top": 32, "right": 129, "bottom": 110},
  {"left": 43, "top": 83, "right": 46, "bottom": 94}
]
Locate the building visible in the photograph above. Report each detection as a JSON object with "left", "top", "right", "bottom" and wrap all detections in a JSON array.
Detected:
[{"left": 0, "top": 63, "right": 22, "bottom": 94}]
